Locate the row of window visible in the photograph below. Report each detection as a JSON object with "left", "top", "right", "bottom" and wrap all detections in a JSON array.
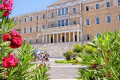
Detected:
[
  {"left": 18, "top": 14, "right": 45, "bottom": 23},
  {"left": 28, "top": 39, "right": 38, "bottom": 44},
  {"left": 85, "top": 15, "right": 120, "bottom": 26},
  {"left": 86, "top": 33, "right": 100, "bottom": 40},
  {"left": 19, "top": 26, "right": 39, "bottom": 34},
  {"left": 42, "top": 20, "right": 77, "bottom": 29},
  {"left": 85, "top": 0, "right": 120, "bottom": 11}
]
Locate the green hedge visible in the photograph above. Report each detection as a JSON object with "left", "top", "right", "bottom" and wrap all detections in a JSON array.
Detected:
[{"left": 55, "top": 60, "right": 81, "bottom": 64}]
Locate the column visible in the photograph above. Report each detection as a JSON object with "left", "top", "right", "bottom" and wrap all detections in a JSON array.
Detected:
[
  {"left": 46, "top": 33, "right": 47, "bottom": 43},
  {"left": 42, "top": 33, "right": 44, "bottom": 43},
  {"left": 69, "top": 32, "right": 71, "bottom": 42},
  {"left": 57, "top": 33, "right": 58, "bottom": 43},
  {"left": 49, "top": 33, "right": 51, "bottom": 43},
  {"left": 80, "top": 32, "right": 83, "bottom": 42},
  {"left": 64, "top": 32, "right": 66, "bottom": 42},
  {"left": 61, "top": 32, "right": 62, "bottom": 43},
  {"left": 73, "top": 31, "right": 75, "bottom": 42},
  {"left": 77, "top": 31, "right": 79, "bottom": 42},
  {"left": 53, "top": 33, "right": 55, "bottom": 43}
]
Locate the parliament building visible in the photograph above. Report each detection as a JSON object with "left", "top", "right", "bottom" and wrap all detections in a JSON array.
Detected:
[{"left": 12, "top": 0, "right": 120, "bottom": 57}]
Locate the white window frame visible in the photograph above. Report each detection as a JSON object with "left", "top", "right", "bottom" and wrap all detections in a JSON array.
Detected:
[
  {"left": 42, "top": 25, "right": 45, "bottom": 29},
  {"left": 118, "top": 14, "right": 120, "bottom": 22},
  {"left": 95, "top": 3, "right": 99, "bottom": 9},
  {"left": 42, "top": 14, "right": 45, "bottom": 19},
  {"left": 86, "top": 34, "right": 90, "bottom": 40},
  {"left": 96, "top": 17, "right": 100, "bottom": 24},
  {"left": 35, "top": 38, "right": 38, "bottom": 44},
  {"left": 36, "top": 26, "right": 39, "bottom": 32},
  {"left": 106, "top": 15, "right": 111, "bottom": 23},
  {"left": 51, "top": 12, "right": 54, "bottom": 17},
  {"left": 73, "top": 20, "right": 77, "bottom": 25},
  {"left": 36, "top": 15, "right": 39, "bottom": 20},
  {"left": 73, "top": 7, "right": 76, "bottom": 14},
  {"left": 106, "top": 1, "right": 110, "bottom": 8},
  {"left": 29, "top": 27, "right": 32, "bottom": 33},
  {"left": 29, "top": 39, "right": 32, "bottom": 44},
  {"left": 85, "top": 18, "right": 90, "bottom": 26},
  {"left": 24, "top": 17, "right": 27, "bottom": 22},
  {"left": 30, "top": 16, "right": 33, "bottom": 21},
  {"left": 85, "top": 5, "right": 90, "bottom": 11},
  {"left": 24, "top": 28, "right": 27, "bottom": 33}
]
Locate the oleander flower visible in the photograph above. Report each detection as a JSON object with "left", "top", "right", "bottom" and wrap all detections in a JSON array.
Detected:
[
  {"left": 10, "top": 37, "right": 22, "bottom": 48},
  {"left": 92, "top": 63, "right": 97, "bottom": 68},
  {"left": 2, "top": 53, "right": 19, "bottom": 68},
  {"left": 3, "top": 33, "right": 9, "bottom": 41},
  {"left": 3, "top": 11, "right": 10, "bottom": 17},
  {"left": 3, "top": 30, "right": 22, "bottom": 48}
]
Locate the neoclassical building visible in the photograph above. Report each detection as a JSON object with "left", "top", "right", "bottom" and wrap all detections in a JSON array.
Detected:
[{"left": 12, "top": 0, "right": 120, "bottom": 57}]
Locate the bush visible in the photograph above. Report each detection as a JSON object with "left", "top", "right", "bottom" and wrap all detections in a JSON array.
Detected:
[
  {"left": 55, "top": 60, "right": 81, "bottom": 64},
  {"left": 78, "top": 31, "right": 120, "bottom": 80},
  {"left": 65, "top": 50, "right": 73, "bottom": 61},
  {"left": 73, "top": 44, "right": 85, "bottom": 54}
]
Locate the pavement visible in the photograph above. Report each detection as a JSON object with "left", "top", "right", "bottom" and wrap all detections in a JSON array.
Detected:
[{"left": 34, "top": 58, "right": 86, "bottom": 79}]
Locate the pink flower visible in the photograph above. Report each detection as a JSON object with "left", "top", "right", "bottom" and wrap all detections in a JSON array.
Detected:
[
  {"left": 3, "top": 30, "right": 22, "bottom": 49},
  {"left": 3, "top": 11, "right": 10, "bottom": 17},
  {"left": 2, "top": 53, "right": 19, "bottom": 68},
  {"left": 3, "top": 33, "right": 9, "bottom": 41},
  {"left": 10, "top": 37, "right": 22, "bottom": 48},
  {"left": 3, "top": 0, "right": 8, "bottom": 2},
  {"left": 0, "top": 4, "right": 4, "bottom": 9}
]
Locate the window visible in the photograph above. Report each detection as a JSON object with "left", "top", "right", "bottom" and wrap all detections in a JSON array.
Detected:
[
  {"left": 96, "top": 33, "right": 100, "bottom": 38},
  {"left": 85, "top": 5, "right": 89, "bottom": 11},
  {"left": 73, "top": 8, "right": 76, "bottom": 14},
  {"left": 106, "top": 1, "right": 110, "bottom": 7},
  {"left": 62, "top": 20, "right": 64, "bottom": 26},
  {"left": 65, "top": 7, "right": 68, "bottom": 14},
  {"left": 30, "top": 17, "right": 32, "bottom": 21},
  {"left": 36, "top": 15, "right": 38, "bottom": 20},
  {"left": 62, "top": 8, "right": 64, "bottom": 15},
  {"left": 24, "top": 28, "right": 26, "bottom": 33},
  {"left": 86, "top": 19, "right": 90, "bottom": 25},
  {"left": 86, "top": 34, "right": 90, "bottom": 40},
  {"left": 14, "top": 20, "right": 16, "bottom": 23},
  {"left": 24, "top": 18, "right": 27, "bottom": 22},
  {"left": 118, "top": 15, "right": 120, "bottom": 22},
  {"left": 65, "top": 19, "right": 69, "bottom": 26},
  {"left": 51, "top": 24, "right": 54, "bottom": 28},
  {"left": 29, "top": 39, "right": 32, "bottom": 44},
  {"left": 30, "top": 27, "right": 32, "bottom": 33},
  {"left": 42, "top": 25, "right": 45, "bottom": 29},
  {"left": 18, "top": 30, "right": 21, "bottom": 34},
  {"left": 95, "top": 3, "right": 99, "bottom": 9},
  {"left": 51, "top": 12, "right": 54, "bottom": 17},
  {"left": 118, "top": 0, "right": 120, "bottom": 5},
  {"left": 35, "top": 39, "right": 38, "bottom": 44},
  {"left": 43, "top": 14, "right": 45, "bottom": 19},
  {"left": 19, "top": 19, "right": 21, "bottom": 23},
  {"left": 73, "top": 21, "right": 77, "bottom": 25},
  {"left": 58, "top": 20, "right": 61, "bottom": 27},
  {"left": 96, "top": 17, "right": 100, "bottom": 24},
  {"left": 58, "top": 9, "right": 61, "bottom": 16},
  {"left": 36, "top": 26, "right": 39, "bottom": 32},
  {"left": 107, "top": 16, "right": 111, "bottom": 23}
]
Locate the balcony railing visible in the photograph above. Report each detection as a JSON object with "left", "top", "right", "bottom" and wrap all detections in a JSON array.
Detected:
[{"left": 42, "top": 24, "right": 80, "bottom": 31}]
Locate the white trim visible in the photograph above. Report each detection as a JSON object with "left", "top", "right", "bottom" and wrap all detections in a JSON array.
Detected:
[
  {"left": 118, "top": 14, "right": 120, "bottom": 22},
  {"left": 24, "top": 17, "right": 27, "bottom": 22},
  {"left": 85, "top": 18, "right": 90, "bottom": 26},
  {"left": 106, "top": 1, "right": 111, "bottom": 8},
  {"left": 95, "top": 17, "right": 100, "bottom": 24},
  {"left": 24, "top": 28, "right": 27, "bottom": 33}
]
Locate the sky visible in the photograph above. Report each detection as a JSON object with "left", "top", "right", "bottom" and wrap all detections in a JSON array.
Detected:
[{"left": 10, "top": 0, "right": 58, "bottom": 17}]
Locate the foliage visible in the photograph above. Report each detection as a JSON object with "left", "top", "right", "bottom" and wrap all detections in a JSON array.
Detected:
[
  {"left": 65, "top": 50, "right": 73, "bottom": 61},
  {"left": 55, "top": 60, "right": 81, "bottom": 64},
  {"left": 73, "top": 44, "right": 85, "bottom": 54},
  {"left": 0, "top": 0, "right": 49, "bottom": 80},
  {"left": 34, "top": 64, "right": 50, "bottom": 80},
  {"left": 77, "top": 31, "right": 120, "bottom": 80}
]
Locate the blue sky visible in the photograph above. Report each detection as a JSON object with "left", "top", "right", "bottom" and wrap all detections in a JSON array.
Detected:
[{"left": 10, "top": 0, "right": 58, "bottom": 17}]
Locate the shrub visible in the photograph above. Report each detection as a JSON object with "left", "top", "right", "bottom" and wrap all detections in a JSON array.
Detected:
[
  {"left": 65, "top": 50, "right": 73, "bottom": 61},
  {"left": 73, "top": 44, "right": 85, "bottom": 54},
  {"left": 78, "top": 31, "right": 120, "bottom": 80}
]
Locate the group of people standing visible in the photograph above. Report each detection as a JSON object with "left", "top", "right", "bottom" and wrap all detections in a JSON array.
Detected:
[{"left": 34, "top": 53, "right": 49, "bottom": 62}]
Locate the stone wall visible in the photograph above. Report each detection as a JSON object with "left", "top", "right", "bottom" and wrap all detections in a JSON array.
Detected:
[{"left": 32, "top": 41, "right": 90, "bottom": 57}]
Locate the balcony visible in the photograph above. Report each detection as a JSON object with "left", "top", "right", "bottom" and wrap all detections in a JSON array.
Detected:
[{"left": 42, "top": 24, "right": 81, "bottom": 32}]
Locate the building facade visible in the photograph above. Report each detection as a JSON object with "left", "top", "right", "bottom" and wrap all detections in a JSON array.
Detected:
[{"left": 12, "top": 0, "right": 120, "bottom": 57}]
